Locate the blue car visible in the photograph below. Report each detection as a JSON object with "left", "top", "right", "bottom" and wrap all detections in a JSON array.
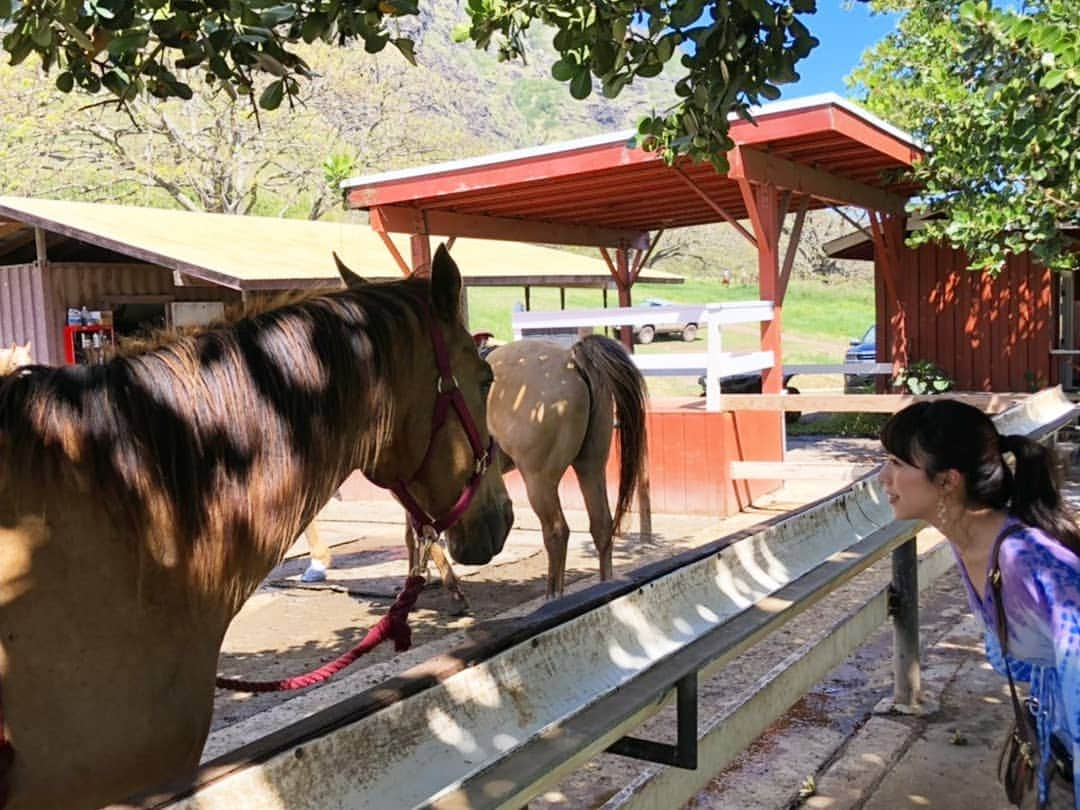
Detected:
[{"left": 844, "top": 325, "right": 877, "bottom": 392}]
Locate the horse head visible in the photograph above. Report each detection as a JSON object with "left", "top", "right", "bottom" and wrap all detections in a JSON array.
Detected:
[
  {"left": 0, "top": 341, "right": 33, "bottom": 374},
  {"left": 341, "top": 245, "right": 513, "bottom": 566}
]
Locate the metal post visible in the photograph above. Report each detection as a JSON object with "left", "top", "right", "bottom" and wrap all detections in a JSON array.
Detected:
[
  {"left": 1061, "top": 272, "right": 1075, "bottom": 390},
  {"left": 891, "top": 537, "right": 920, "bottom": 708}
]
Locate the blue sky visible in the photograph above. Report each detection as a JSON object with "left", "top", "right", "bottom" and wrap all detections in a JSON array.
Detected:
[{"left": 784, "top": 2, "right": 901, "bottom": 99}]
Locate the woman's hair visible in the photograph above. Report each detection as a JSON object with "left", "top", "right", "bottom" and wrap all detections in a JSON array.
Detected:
[{"left": 881, "top": 399, "right": 1080, "bottom": 554}]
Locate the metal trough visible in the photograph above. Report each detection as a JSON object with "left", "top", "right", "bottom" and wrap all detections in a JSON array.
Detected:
[{"left": 133, "top": 388, "right": 1079, "bottom": 810}]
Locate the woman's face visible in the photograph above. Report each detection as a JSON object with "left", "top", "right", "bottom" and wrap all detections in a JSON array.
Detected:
[{"left": 879, "top": 452, "right": 942, "bottom": 523}]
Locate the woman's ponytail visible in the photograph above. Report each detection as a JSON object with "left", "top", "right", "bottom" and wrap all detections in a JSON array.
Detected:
[{"left": 1000, "top": 433, "right": 1080, "bottom": 555}]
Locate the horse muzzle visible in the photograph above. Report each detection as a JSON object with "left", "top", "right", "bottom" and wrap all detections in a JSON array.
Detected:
[{"left": 446, "top": 498, "right": 513, "bottom": 565}]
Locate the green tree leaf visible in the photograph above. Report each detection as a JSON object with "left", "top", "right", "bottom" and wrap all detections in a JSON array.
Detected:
[
  {"left": 569, "top": 67, "right": 592, "bottom": 99},
  {"left": 259, "top": 78, "right": 284, "bottom": 110}
]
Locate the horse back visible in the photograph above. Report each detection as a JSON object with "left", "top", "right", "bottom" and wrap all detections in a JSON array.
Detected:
[{"left": 485, "top": 340, "right": 591, "bottom": 478}]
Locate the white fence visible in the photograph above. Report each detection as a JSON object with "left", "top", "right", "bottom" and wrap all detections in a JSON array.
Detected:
[{"left": 510, "top": 302, "right": 891, "bottom": 411}]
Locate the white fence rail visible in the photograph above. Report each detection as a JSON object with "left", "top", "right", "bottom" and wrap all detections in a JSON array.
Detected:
[
  {"left": 145, "top": 391, "right": 1079, "bottom": 810},
  {"left": 511, "top": 301, "right": 891, "bottom": 411}
]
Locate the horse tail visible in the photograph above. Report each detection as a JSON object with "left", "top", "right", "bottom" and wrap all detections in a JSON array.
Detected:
[{"left": 570, "top": 335, "right": 648, "bottom": 535}]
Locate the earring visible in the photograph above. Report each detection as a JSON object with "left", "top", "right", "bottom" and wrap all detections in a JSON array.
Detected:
[{"left": 936, "top": 491, "right": 949, "bottom": 530}]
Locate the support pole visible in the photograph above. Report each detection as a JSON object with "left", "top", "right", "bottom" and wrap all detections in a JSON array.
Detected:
[
  {"left": 890, "top": 537, "right": 921, "bottom": 709},
  {"left": 1061, "top": 272, "right": 1075, "bottom": 389},
  {"left": 739, "top": 181, "right": 784, "bottom": 394},
  {"left": 615, "top": 247, "right": 633, "bottom": 352},
  {"left": 410, "top": 233, "right": 432, "bottom": 276},
  {"left": 34, "top": 227, "right": 48, "bottom": 267}
]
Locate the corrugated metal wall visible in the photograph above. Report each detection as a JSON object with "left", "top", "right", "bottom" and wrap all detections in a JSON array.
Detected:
[
  {"left": 46, "top": 263, "right": 241, "bottom": 365},
  {"left": 1, "top": 262, "right": 245, "bottom": 365},
  {"left": 0, "top": 263, "right": 55, "bottom": 364},
  {"left": 877, "top": 243, "right": 1054, "bottom": 392}
]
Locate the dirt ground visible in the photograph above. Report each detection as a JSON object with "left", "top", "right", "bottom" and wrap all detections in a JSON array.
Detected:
[{"left": 210, "top": 435, "right": 882, "bottom": 737}]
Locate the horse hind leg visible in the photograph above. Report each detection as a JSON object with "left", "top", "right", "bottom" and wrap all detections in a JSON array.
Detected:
[
  {"left": 524, "top": 478, "right": 571, "bottom": 598},
  {"left": 573, "top": 461, "right": 614, "bottom": 581},
  {"left": 301, "top": 522, "right": 332, "bottom": 582}
]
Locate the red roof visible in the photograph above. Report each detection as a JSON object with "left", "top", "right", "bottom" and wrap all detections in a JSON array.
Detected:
[{"left": 343, "top": 94, "right": 924, "bottom": 248}]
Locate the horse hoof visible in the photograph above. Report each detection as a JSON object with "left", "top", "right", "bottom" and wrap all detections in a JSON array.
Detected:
[
  {"left": 301, "top": 561, "right": 327, "bottom": 583},
  {"left": 448, "top": 599, "right": 470, "bottom": 617}
]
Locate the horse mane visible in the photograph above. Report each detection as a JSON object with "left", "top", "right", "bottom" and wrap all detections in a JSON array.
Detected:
[
  {"left": 0, "top": 277, "right": 428, "bottom": 606},
  {"left": 112, "top": 288, "right": 333, "bottom": 357}
]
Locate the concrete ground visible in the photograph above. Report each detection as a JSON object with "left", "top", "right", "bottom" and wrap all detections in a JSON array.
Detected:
[{"left": 681, "top": 578, "right": 1016, "bottom": 810}]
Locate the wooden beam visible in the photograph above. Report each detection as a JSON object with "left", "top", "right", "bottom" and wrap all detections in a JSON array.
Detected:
[
  {"left": 0, "top": 222, "right": 25, "bottom": 240},
  {"left": 374, "top": 229, "right": 411, "bottom": 277},
  {"left": 672, "top": 167, "right": 757, "bottom": 248},
  {"left": 615, "top": 248, "right": 633, "bottom": 350},
  {"left": 410, "top": 233, "right": 431, "bottom": 276},
  {"left": 33, "top": 227, "right": 48, "bottom": 267},
  {"left": 729, "top": 147, "right": 907, "bottom": 215},
  {"left": 0, "top": 229, "right": 35, "bottom": 259},
  {"left": 599, "top": 247, "right": 621, "bottom": 285},
  {"left": 736, "top": 180, "right": 765, "bottom": 250},
  {"left": 779, "top": 196, "right": 811, "bottom": 303},
  {"left": 369, "top": 205, "right": 650, "bottom": 250},
  {"left": 630, "top": 230, "right": 663, "bottom": 284},
  {"left": 830, "top": 205, "right": 872, "bottom": 239},
  {"left": 740, "top": 181, "right": 785, "bottom": 395},
  {"left": 868, "top": 211, "right": 909, "bottom": 370},
  {"left": 717, "top": 392, "right": 1027, "bottom": 414}
]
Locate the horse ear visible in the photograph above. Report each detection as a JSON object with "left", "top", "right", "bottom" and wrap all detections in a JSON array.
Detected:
[
  {"left": 333, "top": 251, "right": 369, "bottom": 289},
  {"left": 430, "top": 244, "right": 462, "bottom": 321},
  {"left": 21, "top": 340, "right": 31, "bottom": 352}
]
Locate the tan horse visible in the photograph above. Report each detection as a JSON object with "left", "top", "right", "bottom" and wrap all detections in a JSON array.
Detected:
[
  {"left": 0, "top": 246, "right": 512, "bottom": 809},
  {"left": 484, "top": 335, "right": 648, "bottom": 597},
  {"left": 0, "top": 343, "right": 32, "bottom": 375},
  {"left": 305, "top": 334, "right": 648, "bottom": 600}
]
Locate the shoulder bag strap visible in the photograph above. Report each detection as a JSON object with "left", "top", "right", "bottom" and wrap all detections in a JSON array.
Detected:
[{"left": 989, "top": 524, "right": 1032, "bottom": 731}]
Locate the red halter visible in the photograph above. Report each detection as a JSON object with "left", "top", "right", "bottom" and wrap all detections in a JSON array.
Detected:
[{"left": 369, "top": 306, "right": 493, "bottom": 538}]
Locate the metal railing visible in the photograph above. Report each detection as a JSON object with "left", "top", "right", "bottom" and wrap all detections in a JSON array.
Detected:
[{"left": 140, "top": 388, "right": 1080, "bottom": 810}]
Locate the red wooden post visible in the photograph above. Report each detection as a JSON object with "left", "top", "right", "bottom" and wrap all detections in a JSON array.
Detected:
[
  {"left": 410, "top": 233, "right": 432, "bottom": 276},
  {"left": 739, "top": 181, "right": 784, "bottom": 395},
  {"left": 870, "top": 212, "right": 909, "bottom": 375},
  {"left": 615, "top": 247, "right": 634, "bottom": 352}
]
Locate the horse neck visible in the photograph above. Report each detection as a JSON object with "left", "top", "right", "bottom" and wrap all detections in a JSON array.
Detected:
[{"left": 121, "top": 323, "right": 391, "bottom": 614}]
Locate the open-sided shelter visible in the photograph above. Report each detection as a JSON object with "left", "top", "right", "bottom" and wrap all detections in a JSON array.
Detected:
[
  {"left": 0, "top": 196, "right": 680, "bottom": 366},
  {"left": 342, "top": 93, "right": 924, "bottom": 515}
]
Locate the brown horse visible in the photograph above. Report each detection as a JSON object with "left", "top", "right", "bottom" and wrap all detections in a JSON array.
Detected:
[
  {"left": 305, "top": 333, "right": 649, "bottom": 600},
  {"left": 0, "top": 343, "right": 32, "bottom": 376},
  {"left": 0, "top": 246, "right": 512, "bottom": 809}
]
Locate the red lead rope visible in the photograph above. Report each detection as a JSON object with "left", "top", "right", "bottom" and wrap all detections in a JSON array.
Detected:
[{"left": 215, "top": 575, "right": 426, "bottom": 693}]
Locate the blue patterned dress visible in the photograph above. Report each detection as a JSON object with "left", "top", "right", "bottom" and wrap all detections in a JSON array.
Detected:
[{"left": 953, "top": 518, "right": 1080, "bottom": 808}]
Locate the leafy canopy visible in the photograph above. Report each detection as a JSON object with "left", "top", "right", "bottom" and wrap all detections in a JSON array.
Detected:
[
  {"left": 1, "top": 0, "right": 829, "bottom": 170},
  {"left": 851, "top": 0, "right": 1080, "bottom": 274}
]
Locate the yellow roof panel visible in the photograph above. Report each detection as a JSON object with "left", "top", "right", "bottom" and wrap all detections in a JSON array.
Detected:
[{"left": 0, "top": 197, "right": 682, "bottom": 290}]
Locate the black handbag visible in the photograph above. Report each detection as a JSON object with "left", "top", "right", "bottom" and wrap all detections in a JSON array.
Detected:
[{"left": 989, "top": 526, "right": 1074, "bottom": 809}]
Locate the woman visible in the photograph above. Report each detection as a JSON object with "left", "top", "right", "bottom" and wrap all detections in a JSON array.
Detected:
[{"left": 879, "top": 399, "right": 1080, "bottom": 809}]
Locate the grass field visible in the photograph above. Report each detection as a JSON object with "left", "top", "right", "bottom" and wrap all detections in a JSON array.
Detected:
[{"left": 467, "top": 276, "right": 876, "bottom": 398}]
